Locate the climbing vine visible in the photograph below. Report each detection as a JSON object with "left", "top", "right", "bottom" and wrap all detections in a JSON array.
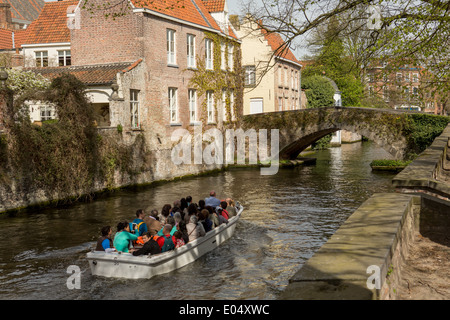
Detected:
[
  {"left": 189, "top": 32, "right": 243, "bottom": 128},
  {"left": 0, "top": 73, "right": 149, "bottom": 204}
]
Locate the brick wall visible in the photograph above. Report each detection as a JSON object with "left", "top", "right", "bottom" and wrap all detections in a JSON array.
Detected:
[{"left": 71, "top": 1, "right": 144, "bottom": 66}]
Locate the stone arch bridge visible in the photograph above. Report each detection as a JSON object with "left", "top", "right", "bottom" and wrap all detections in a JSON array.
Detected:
[{"left": 242, "top": 107, "right": 420, "bottom": 160}]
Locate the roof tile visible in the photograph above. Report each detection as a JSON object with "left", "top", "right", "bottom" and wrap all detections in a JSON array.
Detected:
[
  {"left": 22, "top": 0, "right": 78, "bottom": 45},
  {"left": 26, "top": 60, "right": 143, "bottom": 85}
]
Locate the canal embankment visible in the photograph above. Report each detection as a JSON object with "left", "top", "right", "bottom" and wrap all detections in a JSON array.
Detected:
[{"left": 281, "top": 124, "right": 450, "bottom": 300}]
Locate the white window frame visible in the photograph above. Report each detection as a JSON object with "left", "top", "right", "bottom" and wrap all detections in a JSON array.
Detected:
[
  {"left": 230, "top": 91, "right": 235, "bottom": 121},
  {"left": 206, "top": 90, "right": 215, "bottom": 123},
  {"left": 169, "top": 87, "right": 178, "bottom": 123},
  {"left": 130, "top": 89, "right": 140, "bottom": 129},
  {"left": 167, "top": 29, "right": 176, "bottom": 65},
  {"left": 58, "top": 50, "right": 71, "bottom": 66},
  {"left": 220, "top": 42, "right": 226, "bottom": 70},
  {"left": 188, "top": 89, "right": 197, "bottom": 123},
  {"left": 244, "top": 65, "right": 256, "bottom": 86},
  {"left": 35, "top": 51, "right": 48, "bottom": 67},
  {"left": 222, "top": 89, "right": 227, "bottom": 121},
  {"left": 228, "top": 44, "right": 234, "bottom": 71},
  {"left": 187, "top": 34, "right": 196, "bottom": 68},
  {"left": 205, "top": 39, "right": 213, "bottom": 70},
  {"left": 40, "top": 105, "right": 55, "bottom": 121}
]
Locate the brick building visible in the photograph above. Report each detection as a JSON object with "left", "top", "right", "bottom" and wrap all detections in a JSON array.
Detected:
[
  {"left": 1, "top": 0, "right": 243, "bottom": 180},
  {"left": 365, "top": 61, "right": 446, "bottom": 115}
]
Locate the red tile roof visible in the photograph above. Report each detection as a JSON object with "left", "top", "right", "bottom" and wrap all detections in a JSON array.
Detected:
[
  {"left": 131, "top": 0, "right": 236, "bottom": 38},
  {"left": 261, "top": 28, "right": 300, "bottom": 65},
  {"left": 0, "top": 28, "right": 12, "bottom": 48},
  {"left": 26, "top": 60, "right": 143, "bottom": 85},
  {"left": 0, "top": 27, "right": 27, "bottom": 49},
  {"left": 21, "top": 0, "right": 78, "bottom": 45},
  {"left": 0, "top": 0, "right": 45, "bottom": 22},
  {"left": 201, "top": 0, "right": 225, "bottom": 13}
]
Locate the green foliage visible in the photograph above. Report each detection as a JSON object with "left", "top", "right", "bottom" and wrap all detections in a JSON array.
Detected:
[
  {"left": 301, "top": 75, "right": 335, "bottom": 108},
  {"left": 370, "top": 159, "right": 412, "bottom": 167},
  {"left": 405, "top": 113, "right": 450, "bottom": 156},
  {"left": 189, "top": 32, "right": 242, "bottom": 125},
  {"left": 1, "top": 73, "right": 148, "bottom": 202},
  {"left": 312, "top": 134, "right": 332, "bottom": 150}
]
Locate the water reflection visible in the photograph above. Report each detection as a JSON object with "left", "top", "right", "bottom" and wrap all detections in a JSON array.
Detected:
[{"left": 0, "top": 141, "right": 395, "bottom": 299}]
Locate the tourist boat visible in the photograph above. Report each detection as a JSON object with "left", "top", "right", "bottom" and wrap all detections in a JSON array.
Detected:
[{"left": 86, "top": 203, "right": 243, "bottom": 279}]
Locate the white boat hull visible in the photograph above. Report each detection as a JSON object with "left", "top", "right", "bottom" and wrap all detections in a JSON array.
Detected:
[{"left": 87, "top": 205, "right": 243, "bottom": 279}]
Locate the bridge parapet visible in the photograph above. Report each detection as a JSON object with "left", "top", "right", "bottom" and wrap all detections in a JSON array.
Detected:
[{"left": 243, "top": 107, "right": 448, "bottom": 160}]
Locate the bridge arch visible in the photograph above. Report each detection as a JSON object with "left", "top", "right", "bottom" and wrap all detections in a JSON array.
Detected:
[{"left": 242, "top": 107, "right": 414, "bottom": 160}]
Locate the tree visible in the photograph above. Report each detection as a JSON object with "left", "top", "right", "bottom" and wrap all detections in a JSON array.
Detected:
[
  {"left": 301, "top": 74, "right": 335, "bottom": 108},
  {"left": 244, "top": 0, "right": 450, "bottom": 102}
]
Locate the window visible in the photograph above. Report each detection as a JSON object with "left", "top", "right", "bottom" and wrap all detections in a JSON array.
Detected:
[
  {"left": 35, "top": 51, "right": 48, "bottom": 67},
  {"left": 220, "top": 43, "right": 226, "bottom": 70},
  {"left": 284, "top": 68, "right": 288, "bottom": 87},
  {"left": 205, "top": 39, "right": 213, "bottom": 70},
  {"left": 40, "top": 105, "right": 55, "bottom": 121},
  {"left": 188, "top": 89, "right": 197, "bottom": 123},
  {"left": 168, "top": 88, "right": 178, "bottom": 123},
  {"left": 230, "top": 91, "right": 235, "bottom": 121},
  {"left": 396, "top": 73, "right": 402, "bottom": 82},
  {"left": 130, "top": 90, "right": 140, "bottom": 129},
  {"left": 222, "top": 89, "right": 227, "bottom": 121},
  {"left": 404, "top": 73, "right": 410, "bottom": 82},
  {"left": 278, "top": 66, "right": 282, "bottom": 86},
  {"left": 206, "top": 90, "right": 214, "bottom": 123},
  {"left": 244, "top": 66, "right": 256, "bottom": 86},
  {"left": 58, "top": 50, "right": 71, "bottom": 66},
  {"left": 413, "top": 87, "right": 419, "bottom": 98},
  {"left": 228, "top": 44, "right": 234, "bottom": 71},
  {"left": 187, "top": 34, "right": 196, "bottom": 68},
  {"left": 278, "top": 96, "right": 283, "bottom": 111},
  {"left": 383, "top": 86, "right": 389, "bottom": 101},
  {"left": 167, "top": 29, "right": 176, "bottom": 65},
  {"left": 413, "top": 73, "right": 419, "bottom": 83}
]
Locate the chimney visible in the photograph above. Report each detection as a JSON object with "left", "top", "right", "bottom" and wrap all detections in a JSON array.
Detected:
[{"left": 0, "top": 3, "right": 13, "bottom": 30}]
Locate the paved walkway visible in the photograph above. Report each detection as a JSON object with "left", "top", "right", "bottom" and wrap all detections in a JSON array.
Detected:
[{"left": 397, "top": 233, "right": 450, "bottom": 300}]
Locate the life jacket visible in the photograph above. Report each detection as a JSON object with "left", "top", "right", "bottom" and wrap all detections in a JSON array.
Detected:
[{"left": 134, "top": 234, "right": 159, "bottom": 246}]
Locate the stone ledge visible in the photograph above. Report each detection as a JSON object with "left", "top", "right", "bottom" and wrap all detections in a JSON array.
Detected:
[
  {"left": 280, "top": 193, "right": 419, "bottom": 300},
  {"left": 392, "top": 124, "right": 450, "bottom": 200}
]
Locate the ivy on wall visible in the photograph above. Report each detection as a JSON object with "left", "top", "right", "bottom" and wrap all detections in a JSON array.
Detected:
[{"left": 189, "top": 32, "right": 243, "bottom": 128}]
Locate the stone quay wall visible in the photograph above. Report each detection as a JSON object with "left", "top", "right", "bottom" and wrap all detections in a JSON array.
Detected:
[{"left": 281, "top": 124, "right": 450, "bottom": 300}]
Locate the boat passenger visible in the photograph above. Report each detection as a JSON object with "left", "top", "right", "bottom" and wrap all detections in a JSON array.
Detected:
[
  {"left": 159, "top": 204, "right": 171, "bottom": 225},
  {"left": 113, "top": 221, "right": 138, "bottom": 253},
  {"left": 198, "top": 199, "right": 205, "bottom": 211},
  {"left": 186, "top": 196, "right": 192, "bottom": 206},
  {"left": 144, "top": 209, "right": 162, "bottom": 236},
  {"left": 184, "top": 203, "right": 198, "bottom": 224},
  {"left": 215, "top": 207, "right": 228, "bottom": 226},
  {"left": 95, "top": 226, "right": 113, "bottom": 251},
  {"left": 206, "top": 205, "right": 219, "bottom": 228},
  {"left": 172, "top": 212, "right": 182, "bottom": 235},
  {"left": 131, "top": 232, "right": 161, "bottom": 256},
  {"left": 205, "top": 191, "right": 221, "bottom": 208},
  {"left": 199, "top": 209, "right": 213, "bottom": 233},
  {"left": 173, "top": 231, "right": 185, "bottom": 249},
  {"left": 131, "top": 209, "right": 148, "bottom": 236},
  {"left": 177, "top": 221, "right": 189, "bottom": 244},
  {"left": 186, "top": 215, "right": 205, "bottom": 243},
  {"left": 225, "top": 198, "right": 237, "bottom": 217},
  {"left": 157, "top": 224, "right": 176, "bottom": 253},
  {"left": 219, "top": 201, "right": 230, "bottom": 220},
  {"left": 157, "top": 216, "right": 175, "bottom": 236}
]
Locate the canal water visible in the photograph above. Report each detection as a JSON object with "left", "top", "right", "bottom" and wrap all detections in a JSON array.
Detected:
[{"left": 0, "top": 141, "right": 395, "bottom": 299}]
